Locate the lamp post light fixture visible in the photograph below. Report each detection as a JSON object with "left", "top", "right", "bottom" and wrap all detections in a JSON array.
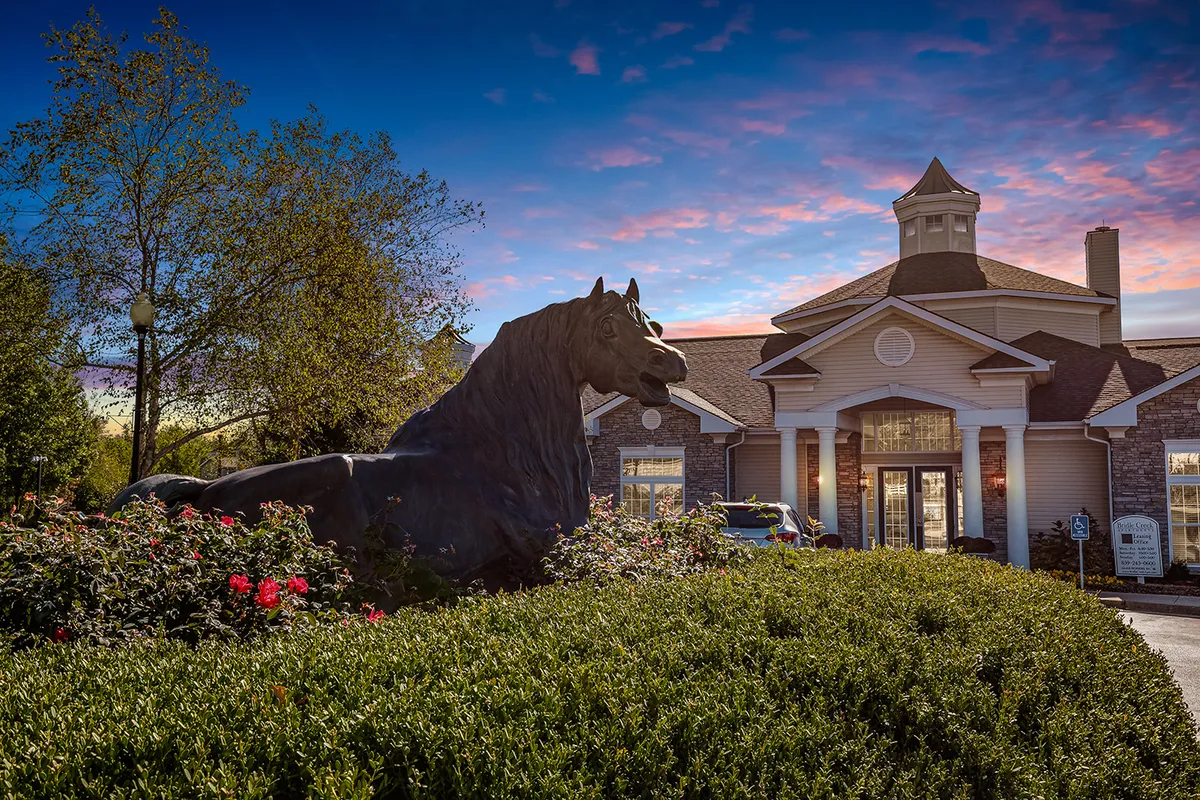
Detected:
[
  {"left": 990, "top": 473, "right": 1007, "bottom": 498},
  {"left": 31, "top": 455, "right": 48, "bottom": 499},
  {"left": 128, "top": 292, "right": 155, "bottom": 486}
]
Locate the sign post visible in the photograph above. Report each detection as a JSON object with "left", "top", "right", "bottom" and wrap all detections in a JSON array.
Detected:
[
  {"left": 1113, "top": 515, "right": 1164, "bottom": 579},
  {"left": 1070, "top": 514, "right": 1089, "bottom": 590}
]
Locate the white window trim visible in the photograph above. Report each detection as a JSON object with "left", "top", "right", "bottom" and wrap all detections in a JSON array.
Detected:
[
  {"left": 925, "top": 215, "right": 945, "bottom": 233},
  {"left": 861, "top": 410, "right": 961, "bottom": 454},
  {"left": 619, "top": 446, "right": 685, "bottom": 519},
  {"left": 1164, "top": 440, "right": 1200, "bottom": 566}
]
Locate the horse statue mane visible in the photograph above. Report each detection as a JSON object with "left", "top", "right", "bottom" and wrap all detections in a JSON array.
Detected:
[{"left": 110, "top": 277, "right": 687, "bottom": 589}]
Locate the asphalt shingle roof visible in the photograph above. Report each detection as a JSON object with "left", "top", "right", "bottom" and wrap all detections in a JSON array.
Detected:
[
  {"left": 582, "top": 333, "right": 796, "bottom": 428},
  {"left": 895, "top": 157, "right": 978, "bottom": 202},
  {"left": 775, "top": 252, "right": 1109, "bottom": 320}
]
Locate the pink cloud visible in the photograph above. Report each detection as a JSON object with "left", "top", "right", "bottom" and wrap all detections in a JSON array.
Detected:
[
  {"left": 820, "top": 155, "right": 919, "bottom": 193},
  {"left": 662, "top": 313, "right": 776, "bottom": 338},
  {"left": 909, "top": 35, "right": 990, "bottom": 56},
  {"left": 741, "top": 119, "right": 785, "bottom": 136},
  {"left": 662, "top": 55, "right": 695, "bottom": 69},
  {"left": 694, "top": 4, "right": 752, "bottom": 52},
  {"left": 609, "top": 207, "right": 710, "bottom": 241},
  {"left": 662, "top": 129, "right": 730, "bottom": 152},
  {"left": 523, "top": 206, "right": 567, "bottom": 220},
  {"left": 570, "top": 41, "right": 600, "bottom": 75},
  {"left": 741, "top": 220, "right": 790, "bottom": 236},
  {"left": 511, "top": 183, "right": 548, "bottom": 192},
  {"left": 1146, "top": 149, "right": 1200, "bottom": 189},
  {"left": 621, "top": 65, "right": 648, "bottom": 83},
  {"left": 482, "top": 88, "right": 506, "bottom": 105},
  {"left": 575, "top": 240, "right": 601, "bottom": 250},
  {"left": 529, "top": 34, "right": 559, "bottom": 58},
  {"left": 652, "top": 21, "right": 692, "bottom": 39},
  {"left": 774, "top": 28, "right": 809, "bottom": 42},
  {"left": 1117, "top": 116, "right": 1183, "bottom": 139},
  {"left": 585, "top": 145, "right": 662, "bottom": 170}
]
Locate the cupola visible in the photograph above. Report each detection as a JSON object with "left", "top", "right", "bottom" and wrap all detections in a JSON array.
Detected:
[{"left": 893, "top": 157, "right": 980, "bottom": 258}]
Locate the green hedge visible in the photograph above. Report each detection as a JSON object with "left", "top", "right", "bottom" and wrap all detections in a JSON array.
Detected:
[{"left": 0, "top": 550, "right": 1197, "bottom": 798}]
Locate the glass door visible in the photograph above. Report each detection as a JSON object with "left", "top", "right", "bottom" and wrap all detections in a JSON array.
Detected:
[
  {"left": 880, "top": 469, "right": 912, "bottom": 548},
  {"left": 916, "top": 468, "right": 955, "bottom": 552}
]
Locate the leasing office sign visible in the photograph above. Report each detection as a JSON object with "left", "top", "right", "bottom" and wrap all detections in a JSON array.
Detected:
[{"left": 1112, "top": 515, "right": 1164, "bottom": 578}]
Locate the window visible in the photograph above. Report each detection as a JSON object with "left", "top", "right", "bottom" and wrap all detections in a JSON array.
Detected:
[
  {"left": 953, "top": 214, "right": 970, "bottom": 233},
  {"left": 925, "top": 215, "right": 944, "bottom": 233},
  {"left": 1167, "top": 442, "right": 1200, "bottom": 565},
  {"left": 862, "top": 411, "right": 961, "bottom": 453},
  {"left": 903, "top": 220, "right": 916, "bottom": 237},
  {"left": 621, "top": 448, "right": 684, "bottom": 519},
  {"left": 863, "top": 471, "right": 876, "bottom": 549}
]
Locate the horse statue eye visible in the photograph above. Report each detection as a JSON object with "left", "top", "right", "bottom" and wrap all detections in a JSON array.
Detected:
[{"left": 600, "top": 318, "right": 616, "bottom": 338}]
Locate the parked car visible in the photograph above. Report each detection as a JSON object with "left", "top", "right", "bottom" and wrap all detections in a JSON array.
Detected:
[{"left": 716, "top": 501, "right": 812, "bottom": 548}]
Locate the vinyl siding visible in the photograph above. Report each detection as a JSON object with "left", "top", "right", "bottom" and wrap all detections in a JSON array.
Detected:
[
  {"left": 1025, "top": 435, "right": 1110, "bottom": 535},
  {"left": 779, "top": 314, "right": 1025, "bottom": 411},
  {"left": 996, "top": 306, "right": 1100, "bottom": 347},
  {"left": 734, "top": 437, "right": 806, "bottom": 508},
  {"left": 932, "top": 306, "right": 996, "bottom": 337}
]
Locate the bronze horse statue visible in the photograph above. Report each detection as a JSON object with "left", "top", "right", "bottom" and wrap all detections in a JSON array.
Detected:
[{"left": 111, "top": 278, "right": 687, "bottom": 588}]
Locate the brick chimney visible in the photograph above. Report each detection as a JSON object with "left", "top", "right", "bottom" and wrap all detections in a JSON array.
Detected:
[{"left": 1085, "top": 226, "right": 1121, "bottom": 345}]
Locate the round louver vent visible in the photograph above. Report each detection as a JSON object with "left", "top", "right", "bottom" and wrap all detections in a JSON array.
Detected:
[
  {"left": 641, "top": 409, "right": 662, "bottom": 430},
  {"left": 874, "top": 327, "right": 915, "bottom": 366}
]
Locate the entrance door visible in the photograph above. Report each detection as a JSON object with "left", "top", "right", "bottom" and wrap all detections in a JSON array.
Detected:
[
  {"left": 915, "top": 468, "right": 953, "bottom": 552},
  {"left": 873, "top": 466, "right": 957, "bottom": 551}
]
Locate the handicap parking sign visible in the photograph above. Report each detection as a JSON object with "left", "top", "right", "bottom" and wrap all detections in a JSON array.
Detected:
[{"left": 1070, "top": 514, "right": 1089, "bottom": 541}]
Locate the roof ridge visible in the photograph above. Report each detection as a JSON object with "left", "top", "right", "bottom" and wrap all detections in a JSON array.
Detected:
[{"left": 664, "top": 332, "right": 773, "bottom": 342}]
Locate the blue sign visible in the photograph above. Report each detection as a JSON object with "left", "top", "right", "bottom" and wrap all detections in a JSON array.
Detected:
[{"left": 1070, "top": 514, "right": 1090, "bottom": 541}]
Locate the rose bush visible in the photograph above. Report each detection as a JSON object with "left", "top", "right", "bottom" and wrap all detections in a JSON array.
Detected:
[{"left": 0, "top": 497, "right": 372, "bottom": 647}]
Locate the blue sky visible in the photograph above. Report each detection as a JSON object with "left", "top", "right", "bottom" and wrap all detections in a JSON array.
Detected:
[{"left": 3, "top": 0, "right": 1198, "bottom": 346}]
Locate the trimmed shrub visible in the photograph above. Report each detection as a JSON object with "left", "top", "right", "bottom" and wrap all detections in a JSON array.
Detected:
[
  {"left": 0, "top": 549, "right": 1196, "bottom": 798},
  {"left": 543, "top": 493, "right": 748, "bottom": 584},
  {"left": 1031, "top": 511, "right": 1116, "bottom": 575},
  {"left": 0, "top": 498, "right": 363, "bottom": 647}
]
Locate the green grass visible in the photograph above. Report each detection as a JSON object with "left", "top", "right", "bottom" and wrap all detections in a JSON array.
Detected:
[{"left": 0, "top": 549, "right": 1196, "bottom": 799}]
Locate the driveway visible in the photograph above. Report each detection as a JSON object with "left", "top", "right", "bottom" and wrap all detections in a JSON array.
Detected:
[{"left": 1121, "top": 611, "right": 1200, "bottom": 727}]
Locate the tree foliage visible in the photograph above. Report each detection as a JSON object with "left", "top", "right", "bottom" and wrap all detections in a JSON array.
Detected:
[
  {"left": 0, "top": 237, "right": 97, "bottom": 508},
  {"left": 1, "top": 8, "right": 480, "bottom": 476}
]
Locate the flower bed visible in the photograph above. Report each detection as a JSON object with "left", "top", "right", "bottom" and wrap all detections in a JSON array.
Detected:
[{"left": 0, "top": 549, "right": 1196, "bottom": 797}]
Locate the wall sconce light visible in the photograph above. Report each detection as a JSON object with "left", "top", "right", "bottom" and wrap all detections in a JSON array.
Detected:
[
  {"left": 990, "top": 474, "right": 1007, "bottom": 497},
  {"left": 858, "top": 472, "right": 869, "bottom": 490}
]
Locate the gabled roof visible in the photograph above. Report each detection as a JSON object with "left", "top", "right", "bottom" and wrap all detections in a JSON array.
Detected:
[
  {"left": 895, "top": 157, "right": 978, "bottom": 202},
  {"left": 1001, "top": 331, "right": 1175, "bottom": 421},
  {"left": 773, "top": 252, "right": 1113, "bottom": 324},
  {"left": 751, "top": 296, "right": 1052, "bottom": 380},
  {"left": 582, "top": 333, "right": 789, "bottom": 428}
]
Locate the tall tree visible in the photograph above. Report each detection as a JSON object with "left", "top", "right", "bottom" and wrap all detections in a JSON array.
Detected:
[
  {"left": 1, "top": 8, "right": 480, "bottom": 478},
  {"left": 0, "top": 237, "right": 97, "bottom": 507}
]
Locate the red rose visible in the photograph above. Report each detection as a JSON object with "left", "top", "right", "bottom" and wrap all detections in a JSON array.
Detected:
[
  {"left": 192, "top": 550, "right": 202, "bottom": 560},
  {"left": 229, "top": 574, "right": 252, "bottom": 594},
  {"left": 286, "top": 576, "right": 309, "bottom": 595},
  {"left": 255, "top": 578, "right": 281, "bottom": 609},
  {"left": 52, "top": 628, "right": 68, "bottom": 643},
  {"left": 219, "top": 515, "right": 234, "bottom": 527},
  {"left": 366, "top": 608, "right": 385, "bottom": 623},
  {"left": 180, "top": 507, "right": 195, "bottom": 520}
]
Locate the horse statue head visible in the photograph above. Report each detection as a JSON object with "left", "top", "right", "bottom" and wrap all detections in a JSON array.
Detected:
[{"left": 579, "top": 277, "right": 687, "bottom": 406}]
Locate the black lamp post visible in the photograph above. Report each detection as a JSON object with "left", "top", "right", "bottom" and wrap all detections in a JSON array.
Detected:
[
  {"left": 128, "top": 292, "right": 155, "bottom": 486},
  {"left": 31, "top": 455, "right": 47, "bottom": 498}
]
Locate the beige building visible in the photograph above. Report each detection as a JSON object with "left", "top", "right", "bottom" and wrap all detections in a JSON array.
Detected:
[{"left": 585, "top": 158, "right": 1200, "bottom": 571}]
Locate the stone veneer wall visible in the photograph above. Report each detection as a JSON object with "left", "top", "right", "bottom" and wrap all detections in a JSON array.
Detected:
[
  {"left": 806, "top": 444, "right": 820, "bottom": 522},
  {"left": 588, "top": 402, "right": 728, "bottom": 511},
  {"left": 1110, "top": 375, "right": 1200, "bottom": 565},
  {"left": 837, "top": 434, "right": 863, "bottom": 547},
  {"left": 980, "top": 440, "right": 1009, "bottom": 564}
]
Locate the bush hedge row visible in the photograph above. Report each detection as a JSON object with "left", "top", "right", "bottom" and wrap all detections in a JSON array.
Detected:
[{"left": 0, "top": 549, "right": 1196, "bottom": 798}]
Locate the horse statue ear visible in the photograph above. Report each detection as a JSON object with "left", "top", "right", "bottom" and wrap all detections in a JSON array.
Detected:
[
  {"left": 625, "top": 278, "right": 640, "bottom": 304},
  {"left": 589, "top": 277, "right": 604, "bottom": 301}
]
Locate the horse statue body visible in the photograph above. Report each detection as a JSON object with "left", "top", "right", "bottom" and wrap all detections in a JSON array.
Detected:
[{"left": 110, "top": 278, "right": 687, "bottom": 588}]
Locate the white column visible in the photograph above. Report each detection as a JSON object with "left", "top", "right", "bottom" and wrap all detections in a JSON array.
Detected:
[
  {"left": 816, "top": 426, "right": 839, "bottom": 535},
  {"left": 1004, "top": 424, "right": 1029, "bottom": 568},
  {"left": 778, "top": 427, "right": 798, "bottom": 511},
  {"left": 959, "top": 425, "right": 984, "bottom": 539}
]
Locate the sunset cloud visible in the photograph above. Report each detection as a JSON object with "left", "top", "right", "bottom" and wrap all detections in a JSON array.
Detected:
[
  {"left": 741, "top": 118, "right": 785, "bottom": 135},
  {"left": 621, "top": 65, "right": 648, "bottom": 83},
  {"left": 529, "top": 33, "right": 559, "bottom": 58},
  {"left": 1145, "top": 149, "right": 1200, "bottom": 189},
  {"left": 652, "top": 21, "right": 692, "bottom": 39},
  {"left": 694, "top": 4, "right": 753, "bottom": 52},
  {"left": 585, "top": 145, "right": 662, "bottom": 170},
  {"left": 570, "top": 41, "right": 600, "bottom": 75},
  {"left": 609, "top": 207, "right": 710, "bottom": 241},
  {"left": 662, "top": 55, "right": 695, "bottom": 69}
]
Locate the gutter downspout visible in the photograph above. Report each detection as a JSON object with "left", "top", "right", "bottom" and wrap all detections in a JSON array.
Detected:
[
  {"left": 725, "top": 430, "right": 747, "bottom": 501},
  {"left": 1083, "top": 421, "right": 1116, "bottom": 553}
]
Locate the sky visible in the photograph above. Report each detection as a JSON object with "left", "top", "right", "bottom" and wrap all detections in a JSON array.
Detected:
[{"left": 2, "top": 0, "right": 1199, "bottom": 347}]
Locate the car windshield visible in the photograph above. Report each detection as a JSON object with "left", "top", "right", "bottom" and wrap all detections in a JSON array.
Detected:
[{"left": 723, "top": 507, "right": 788, "bottom": 529}]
